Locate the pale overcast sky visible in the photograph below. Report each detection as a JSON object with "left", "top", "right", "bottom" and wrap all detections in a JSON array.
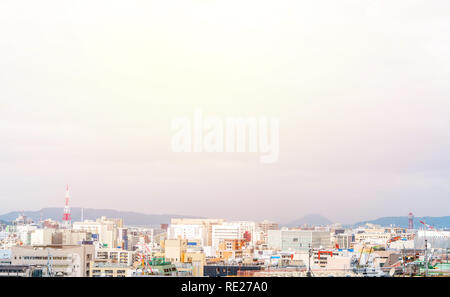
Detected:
[{"left": 1, "top": 1, "right": 450, "bottom": 224}]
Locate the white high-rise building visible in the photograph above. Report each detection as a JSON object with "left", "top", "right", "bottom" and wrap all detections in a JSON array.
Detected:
[
  {"left": 211, "top": 224, "right": 240, "bottom": 248},
  {"left": 167, "top": 224, "right": 206, "bottom": 246},
  {"left": 235, "top": 221, "right": 256, "bottom": 246},
  {"left": 30, "top": 229, "right": 54, "bottom": 245},
  {"left": 73, "top": 217, "right": 121, "bottom": 248}
]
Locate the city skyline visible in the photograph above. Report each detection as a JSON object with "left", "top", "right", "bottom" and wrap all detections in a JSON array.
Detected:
[{"left": 0, "top": 193, "right": 448, "bottom": 226}]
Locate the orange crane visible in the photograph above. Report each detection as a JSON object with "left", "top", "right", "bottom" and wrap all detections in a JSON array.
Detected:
[{"left": 388, "top": 236, "right": 401, "bottom": 244}]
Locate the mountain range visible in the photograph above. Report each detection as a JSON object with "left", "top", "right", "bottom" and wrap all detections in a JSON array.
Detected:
[
  {"left": 349, "top": 216, "right": 450, "bottom": 229},
  {"left": 0, "top": 208, "right": 449, "bottom": 228},
  {"left": 0, "top": 207, "right": 203, "bottom": 227},
  {"left": 286, "top": 214, "right": 333, "bottom": 226}
]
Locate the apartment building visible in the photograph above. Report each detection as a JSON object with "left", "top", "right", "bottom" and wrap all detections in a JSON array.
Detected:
[
  {"left": 163, "top": 239, "right": 188, "bottom": 263},
  {"left": 212, "top": 224, "right": 240, "bottom": 248},
  {"left": 167, "top": 224, "right": 207, "bottom": 246},
  {"left": 268, "top": 230, "right": 331, "bottom": 251},
  {"left": 89, "top": 260, "right": 132, "bottom": 277},
  {"left": 170, "top": 218, "right": 224, "bottom": 246},
  {"left": 95, "top": 248, "right": 134, "bottom": 266},
  {"left": 73, "top": 217, "right": 122, "bottom": 248},
  {"left": 256, "top": 220, "right": 279, "bottom": 244}
]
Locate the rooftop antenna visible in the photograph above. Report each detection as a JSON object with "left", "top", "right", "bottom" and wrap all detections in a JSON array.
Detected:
[
  {"left": 47, "top": 250, "right": 53, "bottom": 277},
  {"left": 424, "top": 239, "right": 428, "bottom": 277},
  {"left": 408, "top": 212, "right": 414, "bottom": 230},
  {"left": 306, "top": 243, "right": 313, "bottom": 277}
]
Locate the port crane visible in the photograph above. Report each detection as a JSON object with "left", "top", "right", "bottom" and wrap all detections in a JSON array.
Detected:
[{"left": 357, "top": 245, "right": 374, "bottom": 267}]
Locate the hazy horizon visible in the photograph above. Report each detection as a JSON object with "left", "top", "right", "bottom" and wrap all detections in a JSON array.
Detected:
[
  {"left": 1, "top": 1, "right": 450, "bottom": 223},
  {"left": 1, "top": 206, "right": 447, "bottom": 226}
]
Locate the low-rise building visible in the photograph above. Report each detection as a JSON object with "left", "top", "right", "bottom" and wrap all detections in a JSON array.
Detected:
[
  {"left": 11, "top": 244, "right": 95, "bottom": 277},
  {"left": 267, "top": 230, "right": 331, "bottom": 251},
  {"left": 95, "top": 248, "right": 134, "bottom": 266},
  {"left": 163, "top": 239, "right": 187, "bottom": 263},
  {"left": 90, "top": 260, "right": 132, "bottom": 277}
]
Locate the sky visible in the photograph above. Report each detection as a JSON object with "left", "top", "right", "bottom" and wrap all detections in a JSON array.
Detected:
[{"left": 1, "top": 0, "right": 450, "bottom": 224}]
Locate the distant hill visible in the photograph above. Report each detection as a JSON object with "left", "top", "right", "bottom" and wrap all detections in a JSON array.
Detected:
[
  {"left": 0, "top": 208, "right": 204, "bottom": 227},
  {"left": 350, "top": 216, "right": 450, "bottom": 229},
  {"left": 287, "top": 214, "right": 333, "bottom": 226}
]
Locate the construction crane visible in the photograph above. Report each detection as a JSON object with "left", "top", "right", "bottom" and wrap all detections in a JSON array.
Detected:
[
  {"left": 419, "top": 220, "right": 449, "bottom": 238},
  {"left": 357, "top": 245, "right": 366, "bottom": 267},
  {"left": 366, "top": 247, "right": 374, "bottom": 265},
  {"left": 136, "top": 241, "right": 153, "bottom": 275},
  {"left": 357, "top": 245, "right": 374, "bottom": 267}
]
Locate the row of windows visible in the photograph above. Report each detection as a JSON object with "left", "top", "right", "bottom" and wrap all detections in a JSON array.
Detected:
[
  {"left": 91, "top": 274, "right": 127, "bottom": 276},
  {"left": 92, "top": 270, "right": 127, "bottom": 274},
  {"left": 16, "top": 256, "right": 69, "bottom": 260},
  {"left": 0, "top": 269, "right": 26, "bottom": 273}
]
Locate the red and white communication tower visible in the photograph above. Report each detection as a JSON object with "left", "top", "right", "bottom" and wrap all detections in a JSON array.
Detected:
[
  {"left": 408, "top": 212, "right": 414, "bottom": 230},
  {"left": 62, "top": 184, "right": 72, "bottom": 228}
]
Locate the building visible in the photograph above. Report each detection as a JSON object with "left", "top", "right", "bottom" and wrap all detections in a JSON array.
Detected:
[
  {"left": 183, "top": 251, "right": 206, "bottom": 277},
  {"left": 11, "top": 244, "right": 95, "bottom": 277},
  {"left": 234, "top": 221, "right": 257, "bottom": 246},
  {"left": 256, "top": 220, "right": 279, "bottom": 244},
  {"left": 335, "top": 234, "right": 353, "bottom": 250},
  {"left": 30, "top": 229, "right": 54, "bottom": 246},
  {"left": 267, "top": 230, "right": 331, "bottom": 251},
  {"left": 355, "top": 231, "right": 391, "bottom": 245},
  {"left": 73, "top": 217, "right": 122, "bottom": 248},
  {"left": 90, "top": 260, "right": 132, "bottom": 277},
  {"left": 95, "top": 248, "right": 134, "bottom": 266},
  {"left": 137, "top": 257, "right": 177, "bottom": 276},
  {"left": 167, "top": 224, "right": 206, "bottom": 246},
  {"left": 203, "top": 265, "right": 261, "bottom": 277},
  {"left": 171, "top": 218, "right": 224, "bottom": 246},
  {"left": 217, "top": 239, "right": 246, "bottom": 260},
  {"left": 163, "top": 239, "right": 187, "bottom": 263},
  {"left": 312, "top": 250, "right": 352, "bottom": 270},
  {"left": 118, "top": 228, "right": 128, "bottom": 250},
  {"left": 15, "top": 225, "right": 38, "bottom": 246},
  {"left": 0, "top": 265, "right": 40, "bottom": 277},
  {"left": 212, "top": 224, "right": 241, "bottom": 249},
  {"left": 415, "top": 230, "right": 450, "bottom": 249},
  {"left": 0, "top": 249, "right": 11, "bottom": 265}
]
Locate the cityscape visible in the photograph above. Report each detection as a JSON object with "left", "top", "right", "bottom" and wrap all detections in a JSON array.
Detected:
[
  {"left": 1, "top": 1, "right": 450, "bottom": 291},
  {"left": 0, "top": 186, "right": 448, "bottom": 278}
]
